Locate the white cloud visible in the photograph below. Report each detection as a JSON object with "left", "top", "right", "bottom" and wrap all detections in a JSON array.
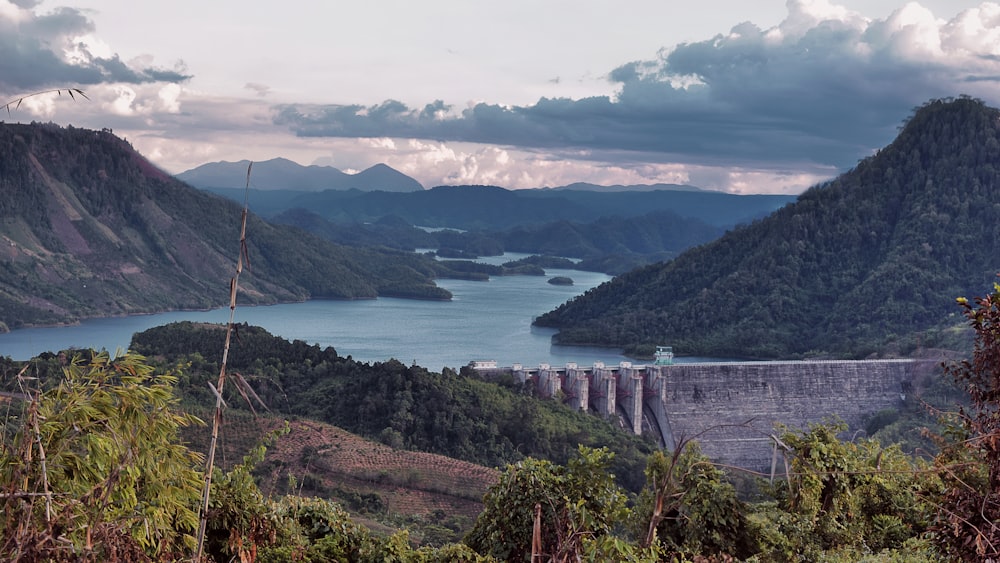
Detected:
[
  {"left": 274, "top": 1, "right": 1000, "bottom": 195},
  {"left": 0, "top": 1, "right": 189, "bottom": 93},
  {"left": 0, "top": 1, "right": 24, "bottom": 22},
  {"left": 941, "top": 3, "right": 1000, "bottom": 57},
  {"left": 65, "top": 32, "right": 113, "bottom": 61},
  {"left": 777, "top": 0, "right": 865, "bottom": 39},
  {"left": 10, "top": 0, "right": 1000, "bottom": 195},
  {"left": 364, "top": 137, "right": 396, "bottom": 150},
  {"left": 106, "top": 85, "right": 135, "bottom": 115},
  {"left": 17, "top": 90, "right": 58, "bottom": 115},
  {"left": 156, "top": 83, "right": 180, "bottom": 113}
]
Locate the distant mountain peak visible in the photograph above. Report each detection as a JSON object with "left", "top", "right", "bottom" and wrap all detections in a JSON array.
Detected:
[
  {"left": 356, "top": 162, "right": 420, "bottom": 184},
  {"left": 177, "top": 159, "right": 423, "bottom": 192}
]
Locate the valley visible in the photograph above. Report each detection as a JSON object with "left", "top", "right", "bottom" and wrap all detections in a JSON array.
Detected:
[{"left": 1, "top": 97, "right": 998, "bottom": 561}]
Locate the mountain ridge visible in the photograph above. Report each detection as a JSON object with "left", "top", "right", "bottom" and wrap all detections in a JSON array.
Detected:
[
  {"left": 543, "top": 181, "right": 708, "bottom": 192},
  {"left": 176, "top": 157, "right": 424, "bottom": 192},
  {"left": 200, "top": 183, "right": 796, "bottom": 231},
  {"left": 0, "top": 122, "right": 449, "bottom": 330},
  {"left": 535, "top": 97, "right": 1000, "bottom": 359}
]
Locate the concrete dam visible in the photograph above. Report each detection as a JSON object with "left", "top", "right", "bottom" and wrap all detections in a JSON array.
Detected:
[{"left": 472, "top": 354, "right": 937, "bottom": 471}]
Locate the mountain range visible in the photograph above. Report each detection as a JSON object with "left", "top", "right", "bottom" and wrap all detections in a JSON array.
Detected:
[
  {"left": 176, "top": 158, "right": 424, "bottom": 192},
  {"left": 5, "top": 97, "right": 994, "bottom": 362},
  {"left": 545, "top": 182, "right": 705, "bottom": 192},
  {"left": 176, "top": 159, "right": 707, "bottom": 195},
  {"left": 535, "top": 97, "right": 1000, "bottom": 359},
  {"left": 196, "top": 183, "right": 796, "bottom": 231}
]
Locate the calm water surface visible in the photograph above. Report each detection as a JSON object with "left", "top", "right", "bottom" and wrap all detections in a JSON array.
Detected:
[{"left": 0, "top": 254, "right": 717, "bottom": 370}]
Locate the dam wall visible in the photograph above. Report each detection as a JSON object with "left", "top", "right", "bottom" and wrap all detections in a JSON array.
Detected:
[
  {"left": 481, "top": 359, "right": 935, "bottom": 471},
  {"left": 657, "top": 360, "right": 921, "bottom": 471}
]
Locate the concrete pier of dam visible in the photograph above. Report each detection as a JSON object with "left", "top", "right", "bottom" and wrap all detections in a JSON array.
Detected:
[{"left": 471, "top": 357, "right": 939, "bottom": 471}]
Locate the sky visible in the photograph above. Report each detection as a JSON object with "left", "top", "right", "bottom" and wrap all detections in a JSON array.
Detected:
[{"left": 2, "top": 0, "right": 999, "bottom": 194}]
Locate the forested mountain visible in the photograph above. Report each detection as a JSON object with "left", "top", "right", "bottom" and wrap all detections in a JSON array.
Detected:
[
  {"left": 496, "top": 211, "right": 722, "bottom": 268},
  {"left": 536, "top": 97, "right": 1000, "bottom": 359},
  {"left": 204, "top": 183, "right": 789, "bottom": 275},
  {"left": 546, "top": 181, "right": 703, "bottom": 192},
  {"left": 0, "top": 123, "right": 448, "bottom": 330},
  {"left": 269, "top": 207, "right": 723, "bottom": 275},
  {"left": 177, "top": 158, "right": 423, "bottom": 192}
]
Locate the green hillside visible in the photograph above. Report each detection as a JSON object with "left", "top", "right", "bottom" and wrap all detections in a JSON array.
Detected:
[
  {"left": 0, "top": 123, "right": 449, "bottom": 330},
  {"left": 270, "top": 206, "right": 722, "bottom": 275},
  {"left": 536, "top": 97, "right": 1000, "bottom": 359},
  {"left": 128, "top": 321, "right": 657, "bottom": 492}
]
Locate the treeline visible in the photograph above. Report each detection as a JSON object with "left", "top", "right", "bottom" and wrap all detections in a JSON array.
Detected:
[
  {"left": 536, "top": 97, "right": 1000, "bottom": 359},
  {"left": 213, "top": 183, "right": 794, "bottom": 231},
  {"left": 128, "top": 322, "right": 656, "bottom": 491}
]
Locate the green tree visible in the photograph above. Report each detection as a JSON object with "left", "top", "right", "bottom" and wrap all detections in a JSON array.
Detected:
[
  {"left": 634, "top": 442, "right": 753, "bottom": 559},
  {"left": 0, "top": 351, "right": 204, "bottom": 561},
  {"left": 932, "top": 283, "right": 1000, "bottom": 560},
  {"left": 750, "top": 422, "right": 937, "bottom": 561},
  {"left": 465, "top": 446, "right": 629, "bottom": 562},
  {"left": 201, "top": 427, "right": 288, "bottom": 563}
]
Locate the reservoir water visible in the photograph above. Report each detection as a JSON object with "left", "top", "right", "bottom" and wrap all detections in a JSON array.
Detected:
[
  {"left": 0, "top": 254, "right": 662, "bottom": 371},
  {"left": 0, "top": 253, "right": 729, "bottom": 370}
]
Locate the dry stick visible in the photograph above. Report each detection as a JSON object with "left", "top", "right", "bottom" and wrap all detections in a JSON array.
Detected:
[
  {"left": 29, "top": 401, "right": 53, "bottom": 524},
  {"left": 194, "top": 162, "right": 252, "bottom": 561},
  {"left": 531, "top": 502, "right": 543, "bottom": 562},
  {"left": 14, "top": 364, "right": 54, "bottom": 524}
]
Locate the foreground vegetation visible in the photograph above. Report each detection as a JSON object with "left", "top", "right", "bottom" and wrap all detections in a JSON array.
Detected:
[{"left": 0, "top": 280, "right": 998, "bottom": 561}]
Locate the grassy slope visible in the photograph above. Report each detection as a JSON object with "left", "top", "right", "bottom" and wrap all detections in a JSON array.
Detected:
[{"left": 181, "top": 410, "right": 498, "bottom": 541}]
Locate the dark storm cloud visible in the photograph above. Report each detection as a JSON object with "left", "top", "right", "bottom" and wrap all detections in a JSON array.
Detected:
[
  {"left": 274, "top": 86, "right": 873, "bottom": 169},
  {"left": 274, "top": 2, "right": 1000, "bottom": 171},
  {"left": 0, "top": 5, "right": 190, "bottom": 92}
]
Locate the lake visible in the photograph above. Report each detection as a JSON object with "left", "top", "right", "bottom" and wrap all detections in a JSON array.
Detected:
[{"left": 0, "top": 253, "right": 721, "bottom": 370}]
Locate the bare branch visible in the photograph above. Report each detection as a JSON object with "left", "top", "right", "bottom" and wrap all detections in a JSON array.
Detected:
[{"left": 3, "top": 89, "right": 89, "bottom": 115}]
